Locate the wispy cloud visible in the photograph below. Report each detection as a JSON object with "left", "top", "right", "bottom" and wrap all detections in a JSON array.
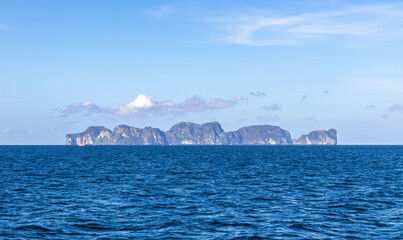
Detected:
[
  {"left": 171, "top": 96, "right": 205, "bottom": 113},
  {"left": 366, "top": 105, "right": 376, "bottom": 109},
  {"left": 347, "top": 77, "right": 403, "bottom": 92},
  {"left": 27, "top": 130, "right": 35, "bottom": 134},
  {"left": 209, "top": 4, "right": 403, "bottom": 46},
  {"left": 62, "top": 100, "right": 102, "bottom": 115},
  {"left": 206, "top": 98, "right": 239, "bottom": 109},
  {"left": 171, "top": 95, "right": 247, "bottom": 113},
  {"left": 0, "top": 23, "right": 9, "bottom": 30},
  {"left": 144, "top": 3, "right": 196, "bottom": 19},
  {"left": 362, "top": 68, "right": 403, "bottom": 75},
  {"left": 250, "top": 91, "right": 266, "bottom": 97},
  {"left": 0, "top": 128, "right": 35, "bottom": 135},
  {"left": 60, "top": 94, "right": 247, "bottom": 118},
  {"left": 302, "top": 93, "right": 310, "bottom": 101},
  {"left": 389, "top": 104, "right": 403, "bottom": 112},
  {"left": 261, "top": 104, "right": 282, "bottom": 111},
  {"left": 306, "top": 117, "right": 317, "bottom": 121},
  {"left": 145, "top": 5, "right": 174, "bottom": 18}
]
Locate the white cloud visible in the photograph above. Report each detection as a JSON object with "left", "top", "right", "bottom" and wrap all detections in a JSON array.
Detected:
[
  {"left": 366, "top": 105, "right": 376, "bottom": 109},
  {"left": 61, "top": 94, "right": 247, "bottom": 118},
  {"left": 2, "top": 128, "right": 10, "bottom": 133},
  {"left": 127, "top": 95, "right": 155, "bottom": 108},
  {"left": 110, "top": 95, "right": 174, "bottom": 117},
  {"left": 209, "top": 4, "right": 403, "bottom": 46}
]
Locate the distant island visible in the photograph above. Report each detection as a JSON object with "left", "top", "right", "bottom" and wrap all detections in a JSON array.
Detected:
[{"left": 66, "top": 122, "right": 337, "bottom": 146}]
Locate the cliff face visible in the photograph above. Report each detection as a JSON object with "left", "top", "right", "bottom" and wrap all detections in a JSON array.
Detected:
[
  {"left": 232, "top": 125, "right": 292, "bottom": 145},
  {"left": 66, "top": 122, "right": 337, "bottom": 146},
  {"left": 293, "top": 129, "right": 337, "bottom": 145},
  {"left": 112, "top": 125, "right": 167, "bottom": 145},
  {"left": 66, "top": 126, "right": 112, "bottom": 146},
  {"left": 166, "top": 122, "right": 226, "bottom": 145},
  {"left": 164, "top": 123, "right": 292, "bottom": 145},
  {"left": 66, "top": 125, "right": 167, "bottom": 146}
]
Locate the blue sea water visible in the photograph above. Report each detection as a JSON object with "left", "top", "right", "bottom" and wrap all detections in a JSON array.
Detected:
[{"left": 0, "top": 146, "right": 402, "bottom": 239}]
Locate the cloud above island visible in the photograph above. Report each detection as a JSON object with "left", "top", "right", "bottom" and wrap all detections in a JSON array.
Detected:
[
  {"left": 63, "top": 100, "right": 102, "bottom": 115},
  {"left": 176, "top": 95, "right": 246, "bottom": 112},
  {"left": 60, "top": 94, "right": 248, "bottom": 118},
  {"left": 109, "top": 95, "right": 175, "bottom": 117}
]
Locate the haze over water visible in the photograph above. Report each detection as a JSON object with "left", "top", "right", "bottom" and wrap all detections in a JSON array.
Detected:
[{"left": 1, "top": 146, "right": 402, "bottom": 239}]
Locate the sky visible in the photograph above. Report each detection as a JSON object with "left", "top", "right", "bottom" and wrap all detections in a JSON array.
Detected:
[{"left": 1, "top": 0, "right": 403, "bottom": 145}]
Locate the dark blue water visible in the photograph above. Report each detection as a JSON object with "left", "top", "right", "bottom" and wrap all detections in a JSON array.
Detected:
[{"left": 0, "top": 146, "right": 402, "bottom": 239}]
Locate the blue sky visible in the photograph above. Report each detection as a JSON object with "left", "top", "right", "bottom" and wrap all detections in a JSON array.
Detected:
[{"left": 1, "top": 0, "right": 403, "bottom": 144}]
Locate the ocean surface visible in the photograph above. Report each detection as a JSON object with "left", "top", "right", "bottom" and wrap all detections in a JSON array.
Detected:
[{"left": 0, "top": 146, "right": 402, "bottom": 239}]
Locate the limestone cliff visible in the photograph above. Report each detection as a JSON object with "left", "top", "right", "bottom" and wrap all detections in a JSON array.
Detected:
[
  {"left": 230, "top": 125, "right": 292, "bottom": 145},
  {"left": 166, "top": 122, "right": 226, "bottom": 145},
  {"left": 293, "top": 129, "right": 337, "bottom": 145},
  {"left": 66, "top": 126, "right": 112, "bottom": 146},
  {"left": 112, "top": 125, "right": 167, "bottom": 145},
  {"left": 66, "top": 122, "right": 337, "bottom": 146}
]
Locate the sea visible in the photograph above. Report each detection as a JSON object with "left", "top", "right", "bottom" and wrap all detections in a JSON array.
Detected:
[{"left": 0, "top": 145, "right": 402, "bottom": 239}]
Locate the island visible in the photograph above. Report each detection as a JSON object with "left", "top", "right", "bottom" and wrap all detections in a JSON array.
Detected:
[{"left": 66, "top": 122, "right": 337, "bottom": 146}]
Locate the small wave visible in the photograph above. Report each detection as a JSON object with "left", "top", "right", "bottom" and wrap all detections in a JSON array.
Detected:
[
  {"left": 230, "top": 236, "right": 267, "bottom": 240},
  {"left": 158, "top": 220, "right": 183, "bottom": 229},
  {"left": 49, "top": 201, "right": 69, "bottom": 205},
  {"left": 14, "top": 225, "right": 52, "bottom": 232},
  {"left": 288, "top": 223, "right": 319, "bottom": 233},
  {"left": 73, "top": 223, "right": 114, "bottom": 231},
  {"left": 249, "top": 196, "right": 279, "bottom": 201},
  {"left": 209, "top": 220, "right": 254, "bottom": 228}
]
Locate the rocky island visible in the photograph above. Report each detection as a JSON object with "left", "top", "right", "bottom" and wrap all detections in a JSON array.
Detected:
[{"left": 66, "top": 122, "right": 337, "bottom": 146}]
